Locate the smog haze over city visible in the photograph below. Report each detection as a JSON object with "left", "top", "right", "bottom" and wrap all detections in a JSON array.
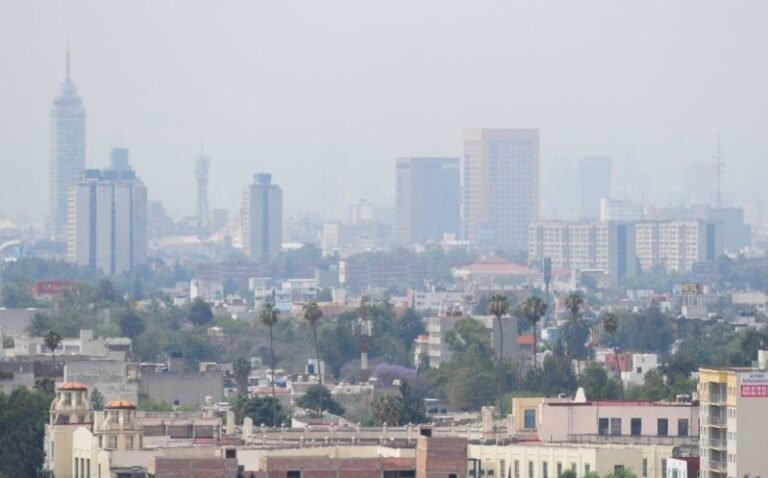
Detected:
[
  {"left": 4, "top": 3, "right": 768, "bottom": 478},
  {"left": 2, "top": 1, "right": 768, "bottom": 221}
]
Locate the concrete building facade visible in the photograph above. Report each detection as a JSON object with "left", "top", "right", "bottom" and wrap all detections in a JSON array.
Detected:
[
  {"left": 242, "top": 173, "right": 283, "bottom": 262},
  {"left": 395, "top": 157, "right": 460, "bottom": 246},
  {"left": 68, "top": 168, "right": 148, "bottom": 275},
  {"left": 463, "top": 129, "right": 540, "bottom": 252}
]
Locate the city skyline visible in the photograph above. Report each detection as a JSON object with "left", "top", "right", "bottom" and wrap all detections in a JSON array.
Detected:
[{"left": 1, "top": 2, "right": 768, "bottom": 222}]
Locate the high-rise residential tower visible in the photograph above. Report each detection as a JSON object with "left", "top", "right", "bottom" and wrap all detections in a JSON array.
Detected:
[
  {"left": 49, "top": 48, "right": 86, "bottom": 239},
  {"left": 463, "top": 129, "right": 540, "bottom": 252},
  {"left": 395, "top": 157, "right": 460, "bottom": 246},
  {"left": 67, "top": 156, "right": 147, "bottom": 276},
  {"left": 241, "top": 173, "right": 283, "bottom": 262},
  {"left": 579, "top": 156, "right": 612, "bottom": 220}
]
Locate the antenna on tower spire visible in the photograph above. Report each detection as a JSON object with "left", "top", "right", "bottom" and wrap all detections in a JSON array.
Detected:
[
  {"left": 714, "top": 134, "right": 723, "bottom": 209},
  {"left": 65, "top": 41, "right": 71, "bottom": 81}
]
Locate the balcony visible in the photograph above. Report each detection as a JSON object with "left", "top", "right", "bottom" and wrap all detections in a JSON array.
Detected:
[
  {"left": 703, "top": 437, "right": 727, "bottom": 449},
  {"left": 708, "top": 460, "right": 727, "bottom": 472},
  {"left": 708, "top": 392, "right": 727, "bottom": 404},
  {"left": 707, "top": 416, "right": 727, "bottom": 427}
]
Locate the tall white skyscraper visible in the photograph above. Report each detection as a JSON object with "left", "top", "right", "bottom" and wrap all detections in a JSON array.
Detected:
[
  {"left": 463, "top": 129, "right": 540, "bottom": 252},
  {"left": 241, "top": 173, "right": 283, "bottom": 262},
  {"left": 49, "top": 49, "right": 86, "bottom": 240},
  {"left": 68, "top": 163, "right": 147, "bottom": 275}
]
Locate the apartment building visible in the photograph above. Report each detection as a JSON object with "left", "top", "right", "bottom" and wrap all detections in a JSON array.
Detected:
[
  {"left": 699, "top": 364, "right": 768, "bottom": 478},
  {"left": 635, "top": 220, "right": 722, "bottom": 273},
  {"left": 528, "top": 221, "right": 636, "bottom": 283}
]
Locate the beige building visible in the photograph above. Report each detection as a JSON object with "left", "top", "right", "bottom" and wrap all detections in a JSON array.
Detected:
[
  {"left": 470, "top": 442, "right": 676, "bottom": 478},
  {"left": 463, "top": 128, "right": 539, "bottom": 252},
  {"left": 699, "top": 366, "right": 768, "bottom": 478},
  {"left": 634, "top": 220, "right": 722, "bottom": 273},
  {"left": 46, "top": 382, "right": 93, "bottom": 478}
]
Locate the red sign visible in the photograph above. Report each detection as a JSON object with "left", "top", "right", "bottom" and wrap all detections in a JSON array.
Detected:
[
  {"left": 34, "top": 280, "right": 74, "bottom": 297},
  {"left": 741, "top": 385, "right": 768, "bottom": 398}
]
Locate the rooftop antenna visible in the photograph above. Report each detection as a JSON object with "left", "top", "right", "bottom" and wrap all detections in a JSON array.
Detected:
[
  {"left": 714, "top": 134, "right": 723, "bottom": 209},
  {"left": 65, "top": 40, "right": 71, "bottom": 81}
]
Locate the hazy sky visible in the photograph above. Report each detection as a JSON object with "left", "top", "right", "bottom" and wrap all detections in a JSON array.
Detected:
[{"left": 1, "top": 1, "right": 767, "bottom": 222}]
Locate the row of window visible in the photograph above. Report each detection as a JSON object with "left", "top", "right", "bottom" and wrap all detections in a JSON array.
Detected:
[
  {"left": 597, "top": 417, "right": 688, "bottom": 436},
  {"left": 501, "top": 459, "right": 591, "bottom": 478}
]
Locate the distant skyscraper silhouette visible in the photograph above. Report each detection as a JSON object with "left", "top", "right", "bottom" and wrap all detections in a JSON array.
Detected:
[
  {"left": 241, "top": 173, "right": 282, "bottom": 262},
  {"left": 579, "top": 156, "right": 612, "bottom": 220},
  {"left": 49, "top": 47, "right": 86, "bottom": 240},
  {"left": 463, "top": 129, "right": 540, "bottom": 252},
  {"left": 195, "top": 152, "right": 211, "bottom": 233},
  {"left": 395, "top": 157, "right": 460, "bottom": 246}
]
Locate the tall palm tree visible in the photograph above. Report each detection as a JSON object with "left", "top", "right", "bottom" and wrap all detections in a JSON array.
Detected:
[
  {"left": 302, "top": 301, "right": 324, "bottom": 386},
  {"left": 43, "top": 330, "right": 62, "bottom": 375},
  {"left": 599, "top": 312, "right": 621, "bottom": 375},
  {"left": 486, "top": 293, "right": 509, "bottom": 361},
  {"left": 259, "top": 302, "right": 280, "bottom": 426},
  {"left": 561, "top": 292, "right": 589, "bottom": 375},
  {"left": 232, "top": 357, "right": 252, "bottom": 397},
  {"left": 518, "top": 296, "right": 547, "bottom": 369}
]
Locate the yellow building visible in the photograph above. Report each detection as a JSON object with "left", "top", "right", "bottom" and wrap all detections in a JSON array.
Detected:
[
  {"left": 46, "top": 382, "right": 93, "bottom": 478},
  {"left": 699, "top": 366, "right": 768, "bottom": 478}
]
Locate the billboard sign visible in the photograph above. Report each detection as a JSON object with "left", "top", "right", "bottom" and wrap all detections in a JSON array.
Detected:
[{"left": 740, "top": 372, "right": 768, "bottom": 398}]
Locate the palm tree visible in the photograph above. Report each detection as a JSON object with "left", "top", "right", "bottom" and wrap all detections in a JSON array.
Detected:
[
  {"left": 259, "top": 302, "right": 280, "bottom": 426},
  {"left": 518, "top": 296, "right": 547, "bottom": 369},
  {"left": 43, "top": 330, "right": 62, "bottom": 375},
  {"left": 302, "top": 301, "right": 324, "bottom": 386},
  {"left": 486, "top": 293, "right": 509, "bottom": 361},
  {"left": 561, "top": 292, "right": 589, "bottom": 375},
  {"left": 599, "top": 312, "right": 621, "bottom": 376},
  {"left": 232, "top": 357, "right": 252, "bottom": 397}
]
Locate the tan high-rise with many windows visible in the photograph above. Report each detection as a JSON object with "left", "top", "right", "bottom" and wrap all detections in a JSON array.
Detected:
[{"left": 463, "top": 129, "right": 539, "bottom": 252}]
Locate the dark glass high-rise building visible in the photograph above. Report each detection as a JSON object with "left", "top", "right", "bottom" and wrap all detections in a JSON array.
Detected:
[
  {"left": 395, "top": 157, "right": 460, "bottom": 246},
  {"left": 49, "top": 49, "right": 86, "bottom": 239}
]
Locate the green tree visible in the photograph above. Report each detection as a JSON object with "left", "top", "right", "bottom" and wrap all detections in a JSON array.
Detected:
[
  {"left": 0, "top": 386, "right": 53, "bottom": 477},
  {"left": 189, "top": 297, "right": 214, "bottom": 327},
  {"left": 486, "top": 293, "right": 509, "bottom": 360},
  {"left": 560, "top": 292, "right": 590, "bottom": 373},
  {"left": 296, "top": 384, "right": 345, "bottom": 416},
  {"left": 239, "top": 396, "right": 289, "bottom": 427},
  {"left": 560, "top": 471, "right": 577, "bottom": 478},
  {"left": 232, "top": 357, "right": 252, "bottom": 397},
  {"left": 371, "top": 394, "right": 403, "bottom": 426},
  {"left": 396, "top": 308, "right": 425, "bottom": 348},
  {"left": 524, "top": 346, "right": 576, "bottom": 397},
  {"left": 625, "top": 370, "right": 669, "bottom": 401},
  {"left": 43, "top": 330, "right": 62, "bottom": 373},
  {"left": 27, "top": 312, "right": 51, "bottom": 336},
  {"left": 1, "top": 282, "right": 34, "bottom": 308},
  {"left": 118, "top": 309, "right": 145, "bottom": 339},
  {"left": 302, "top": 301, "right": 324, "bottom": 386},
  {"left": 398, "top": 380, "right": 427, "bottom": 425},
  {"left": 90, "top": 388, "right": 105, "bottom": 411},
  {"left": 259, "top": 302, "right": 280, "bottom": 426},
  {"left": 518, "top": 296, "right": 547, "bottom": 369},
  {"left": 578, "top": 362, "right": 623, "bottom": 400},
  {"left": 606, "top": 467, "right": 638, "bottom": 478}
]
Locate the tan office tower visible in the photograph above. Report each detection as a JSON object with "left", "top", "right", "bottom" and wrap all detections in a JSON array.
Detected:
[{"left": 463, "top": 129, "right": 540, "bottom": 252}]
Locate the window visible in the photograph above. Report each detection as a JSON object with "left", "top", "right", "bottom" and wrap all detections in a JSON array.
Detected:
[
  {"left": 614, "top": 465, "right": 625, "bottom": 474},
  {"left": 514, "top": 460, "right": 520, "bottom": 478},
  {"left": 677, "top": 419, "right": 689, "bottom": 436},
  {"left": 631, "top": 418, "right": 642, "bottom": 436},
  {"left": 657, "top": 418, "right": 669, "bottom": 436},
  {"left": 287, "top": 472, "right": 301, "bottom": 478},
  {"left": 642, "top": 458, "right": 647, "bottom": 478},
  {"left": 86, "top": 458, "right": 90, "bottom": 478},
  {"left": 524, "top": 409, "right": 536, "bottom": 429},
  {"left": 598, "top": 418, "right": 609, "bottom": 435},
  {"left": 585, "top": 464, "right": 591, "bottom": 475},
  {"left": 108, "top": 436, "right": 117, "bottom": 449},
  {"left": 661, "top": 459, "right": 667, "bottom": 477},
  {"left": 75, "top": 457, "right": 79, "bottom": 478},
  {"left": 500, "top": 459, "right": 506, "bottom": 478},
  {"left": 610, "top": 418, "right": 622, "bottom": 435},
  {"left": 557, "top": 463, "right": 562, "bottom": 478},
  {"left": 529, "top": 461, "right": 534, "bottom": 478},
  {"left": 126, "top": 435, "right": 133, "bottom": 449},
  {"left": 543, "top": 461, "right": 548, "bottom": 478}
]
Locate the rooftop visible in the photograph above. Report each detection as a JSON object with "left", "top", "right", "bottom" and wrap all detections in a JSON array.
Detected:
[{"left": 58, "top": 381, "right": 88, "bottom": 391}]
